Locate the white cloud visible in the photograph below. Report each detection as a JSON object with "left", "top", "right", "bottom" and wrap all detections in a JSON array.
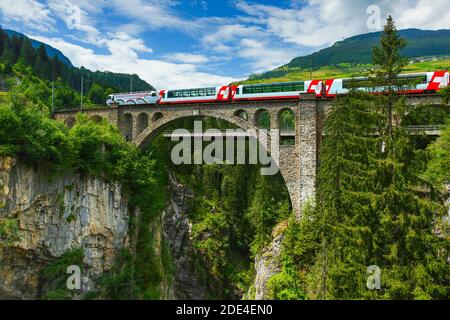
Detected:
[
  {"left": 394, "top": 0, "right": 450, "bottom": 30},
  {"left": 201, "top": 22, "right": 300, "bottom": 73},
  {"left": 203, "top": 24, "right": 264, "bottom": 45},
  {"left": 0, "top": 0, "right": 55, "bottom": 31},
  {"left": 109, "top": 0, "right": 201, "bottom": 33},
  {"left": 44, "top": 0, "right": 154, "bottom": 56},
  {"left": 238, "top": 39, "right": 297, "bottom": 73},
  {"left": 165, "top": 53, "right": 209, "bottom": 64},
  {"left": 234, "top": 0, "right": 450, "bottom": 48},
  {"left": 46, "top": 0, "right": 106, "bottom": 46},
  {"left": 234, "top": 0, "right": 370, "bottom": 47},
  {"left": 107, "top": 32, "right": 153, "bottom": 54},
  {"left": 30, "top": 35, "right": 239, "bottom": 90}
]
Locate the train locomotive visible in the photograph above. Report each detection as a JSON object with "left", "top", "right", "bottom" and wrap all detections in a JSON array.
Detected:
[{"left": 106, "top": 71, "right": 449, "bottom": 106}]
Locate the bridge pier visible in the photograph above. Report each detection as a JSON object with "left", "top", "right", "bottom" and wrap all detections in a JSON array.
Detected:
[{"left": 277, "top": 97, "right": 321, "bottom": 220}]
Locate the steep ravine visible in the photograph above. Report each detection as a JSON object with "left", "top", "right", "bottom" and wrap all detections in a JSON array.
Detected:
[
  {"left": 0, "top": 157, "right": 281, "bottom": 300},
  {"left": 0, "top": 157, "right": 221, "bottom": 299}
]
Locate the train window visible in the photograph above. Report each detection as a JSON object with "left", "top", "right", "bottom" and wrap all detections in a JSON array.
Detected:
[
  {"left": 191, "top": 90, "right": 199, "bottom": 97},
  {"left": 261, "top": 84, "right": 273, "bottom": 93},
  {"left": 343, "top": 78, "right": 371, "bottom": 89},
  {"left": 396, "top": 75, "right": 428, "bottom": 87},
  {"left": 235, "top": 88, "right": 240, "bottom": 95},
  {"left": 293, "top": 83, "right": 305, "bottom": 91},
  {"left": 198, "top": 90, "right": 205, "bottom": 96},
  {"left": 273, "top": 84, "right": 283, "bottom": 92},
  {"left": 243, "top": 86, "right": 252, "bottom": 94},
  {"left": 283, "top": 83, "right": 294, "bottom": 92},
  {"left": 398, "top": 74, "right": 427, "bottom": 82},
  {"left": 253, "top": 86, "right": 262, "bottom": 93}
]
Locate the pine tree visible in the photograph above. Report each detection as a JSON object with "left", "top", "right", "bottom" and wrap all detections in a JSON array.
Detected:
[
  {"left": 0, "top": 28, "right": 8, "bottom": 58},
  {"left": 19, "top": 37, "right": 35, "bottom": 66},
  {"left": 308, "top": 91, "right": 381, "bottom": 299},
  {"left": 368, "top": 17, "right": 450, "bottom": 299},
  {"left": 372, "top": 15, "right": 407, "bottom": 136}
]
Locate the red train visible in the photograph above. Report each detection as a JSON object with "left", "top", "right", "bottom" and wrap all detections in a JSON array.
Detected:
[{"left": 107, "top": 71, "right": 449, "bottom": 106}]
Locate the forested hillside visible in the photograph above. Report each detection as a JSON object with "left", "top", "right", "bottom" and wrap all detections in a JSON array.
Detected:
[
  {"left": 3, "top": 29, "right": 73, "bottom": 66},
  {"left": 0, "top": 27, "right": 154, "bottom": 108},
  {"left": 250, "top": 28, "right": 450, "bottom": 81}
]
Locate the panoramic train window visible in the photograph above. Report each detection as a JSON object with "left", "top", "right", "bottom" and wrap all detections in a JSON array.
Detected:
[
  {"left": 293, "top": 83, "right": 305, "bottom": 91},
  {"left": 397, "top": 74, "right": 428, "bottom": 86},
  {"left": 343, "top": 75, "right": 428, "bottom": 90},
  {"left": 343, "top": 78, "right": 372, "bottom": 89},
  {"left": 168, "top": 88, "right": 217, "bottom": 98},
  {"left": 242, "top": 82, "right": 305, "bottom": 94},
  {"left": 262, "top": 84, "right": 273, "bottom": 93}
]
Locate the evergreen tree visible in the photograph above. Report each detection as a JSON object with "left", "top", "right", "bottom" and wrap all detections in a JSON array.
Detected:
[
  {"left": 0, "top": 28, "right": 8, "bottom": 57},
  {"left": 368, "top": 16, "right": 449, "bottom": 300},
  {"left": 308, "top": 91, "right": 381, "bottom": 299},
  {"left": 19, "top": 37, "right": 35, "bottom": 66},
  {"left": 372, "top": 15, "right": 407, "bottom": 135}
]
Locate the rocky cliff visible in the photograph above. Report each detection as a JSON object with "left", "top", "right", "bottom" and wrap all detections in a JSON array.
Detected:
[
  {"left": 246, "top": 221, "right": 287, "bottom": 300},
  {"left": 0, "top": 157, "right": 129, "bottom": 299},
  {"left": 0, "top": 156, "right": 284, "bottom": 300},
  {"left": 161, "top": 174, "right": 211, "bottom": 299}
]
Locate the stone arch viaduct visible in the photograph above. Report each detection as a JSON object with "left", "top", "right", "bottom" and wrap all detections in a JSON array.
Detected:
[{"left": 53, "top": 94, "right": 444, "bottom": 219}]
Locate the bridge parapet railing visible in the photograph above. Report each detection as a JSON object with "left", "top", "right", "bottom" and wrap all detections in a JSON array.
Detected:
[{"left": 404, "top": 125, "right": 444, "bottom": 135}]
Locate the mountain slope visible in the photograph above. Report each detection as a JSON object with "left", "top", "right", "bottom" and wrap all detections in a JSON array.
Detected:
[
  {"left": 252, "top": 29, "right": 450, "bottom": 81},
  {"left": 4, "top": 29, "right": 72, "bottom": 66},
  {"left": 0, "top": 28, "right": 155, "bottom": 93}
]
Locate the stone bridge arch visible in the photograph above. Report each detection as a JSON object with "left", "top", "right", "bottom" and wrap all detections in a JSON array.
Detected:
[
  {"left": 132, "top": 106, "right": 314, "bottom": 219},
  {"left": 135, "top": 109, "right": 262, "bottom": 148}
]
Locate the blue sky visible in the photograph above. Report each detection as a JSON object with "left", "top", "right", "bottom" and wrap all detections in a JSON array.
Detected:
[{"left": 1, "top": 0, "right": 449, "bottom": 89}]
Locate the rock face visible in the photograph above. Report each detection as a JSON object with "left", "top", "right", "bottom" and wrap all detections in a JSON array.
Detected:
[
  {"left": 0, "top": 157, "right": 129, "bottom": 299},
  {"left": 162, "top": 174, "right": 210, "bottom": 300},
  {"left": 252, "top": 221, "right": 287, "bottom": 300}
]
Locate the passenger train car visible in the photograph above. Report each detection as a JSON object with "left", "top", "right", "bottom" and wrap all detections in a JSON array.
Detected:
[
  {"left": 325, "top": 71, "right": 449, "bottom": 97},
  {"left": 232, "top": 80, "right": 323, "bottom": 101},
  {"left": 106, "top": 71, "right": 449, "bottom": 106},
  {"left": 158, "top": 86, "right": 232, "bottom": 104},
  {"left": 106, "top": 91, "right": 158, "bottom": 106}
]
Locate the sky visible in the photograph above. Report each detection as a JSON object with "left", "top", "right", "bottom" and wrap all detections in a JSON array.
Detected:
[{"left": 0, "top": 0, "right": 449, "bottom": 89}]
